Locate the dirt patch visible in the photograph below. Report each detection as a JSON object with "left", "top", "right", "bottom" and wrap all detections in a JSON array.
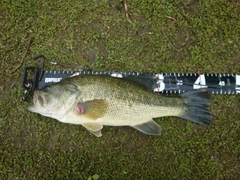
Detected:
[
  {"left": 44, "top": 127, "right": 59, "bottom": 152},
  {"left": 181, "top": 0, "right": 199, "bottom": 15},
  {"left": 230, "top": 53, "right": 240, "bottom": 64}
]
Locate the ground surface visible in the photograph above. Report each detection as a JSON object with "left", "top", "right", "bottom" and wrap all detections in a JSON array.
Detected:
[{"left": 1, "top": 0, "right": 240, "bottom": 179}]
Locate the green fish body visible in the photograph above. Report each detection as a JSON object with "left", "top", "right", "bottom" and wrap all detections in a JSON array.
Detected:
[{"left": 28, "top": 75, "right": 212, "bottom": 137}]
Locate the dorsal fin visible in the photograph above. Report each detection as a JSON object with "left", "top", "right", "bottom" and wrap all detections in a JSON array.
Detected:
[{"left": 123, "top": 76, "right": 156, "bottom": 91}]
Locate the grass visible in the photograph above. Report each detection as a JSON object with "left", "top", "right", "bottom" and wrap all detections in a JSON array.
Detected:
[{"left": 1, "top": 0, "right": 240, "bottom": 179}]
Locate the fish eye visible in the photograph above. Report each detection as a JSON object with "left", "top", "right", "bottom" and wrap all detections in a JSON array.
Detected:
[{"left": 44, "top": 85, "right": 51, "bottom": 92}]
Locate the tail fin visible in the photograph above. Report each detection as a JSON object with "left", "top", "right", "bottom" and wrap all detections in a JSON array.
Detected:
[{"left": 180, "top": 91, "right": 212, "bottom": 125}]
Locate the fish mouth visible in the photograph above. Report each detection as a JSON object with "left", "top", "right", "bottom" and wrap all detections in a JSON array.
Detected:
[{"left": 28, "top": 91, "right": 47, "bottom": 112}]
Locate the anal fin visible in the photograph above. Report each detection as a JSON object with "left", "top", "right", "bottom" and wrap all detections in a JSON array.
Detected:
[{"left": 132, "top": 119, "right": 162, "bottom": 135}]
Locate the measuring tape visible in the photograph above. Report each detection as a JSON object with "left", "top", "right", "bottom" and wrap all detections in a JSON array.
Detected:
[{"left": 22, "top": 67, "right": 240, "bottom": 101}]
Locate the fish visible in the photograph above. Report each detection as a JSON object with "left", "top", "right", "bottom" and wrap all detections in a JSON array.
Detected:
[{"left": 28, "top": 75, "right": 212, "bottom": 137}]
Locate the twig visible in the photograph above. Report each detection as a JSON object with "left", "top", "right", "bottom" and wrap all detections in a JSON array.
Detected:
[
  {"left": 139, "top": 32, "right": 153, "bottom": 36},
  {"left": 9, "top": 36, "right": 33, "bottom": 74},
  {"left": 123, "top": 0, "right": 132, "bottom": 24},
  {"left": 165, "top": 16, "right": 176, "bottom": 21}
]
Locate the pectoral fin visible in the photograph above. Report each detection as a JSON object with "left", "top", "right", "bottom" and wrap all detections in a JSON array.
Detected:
[
  {"left": 132, "top": 119, "right": 162, "bottom": 135},
  {"left": 77, "top": 99, "right": 108, "bottom": 120},
  {"left": 82, "top": 122, "right": 103, "bottom": 137}
]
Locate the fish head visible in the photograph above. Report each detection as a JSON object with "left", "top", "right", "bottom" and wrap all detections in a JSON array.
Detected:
[{"left": 28, "top": 81, "right": 80, "bottom": 119}]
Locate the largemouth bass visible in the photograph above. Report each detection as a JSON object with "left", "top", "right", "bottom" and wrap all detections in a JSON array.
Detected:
[{"left": 28, "top": 75, "right": 212, "bottom": 137}]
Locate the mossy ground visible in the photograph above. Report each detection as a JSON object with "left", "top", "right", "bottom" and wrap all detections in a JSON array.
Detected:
[{"left": 1, "top": 0, "right": 240, "bottom": 179}]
